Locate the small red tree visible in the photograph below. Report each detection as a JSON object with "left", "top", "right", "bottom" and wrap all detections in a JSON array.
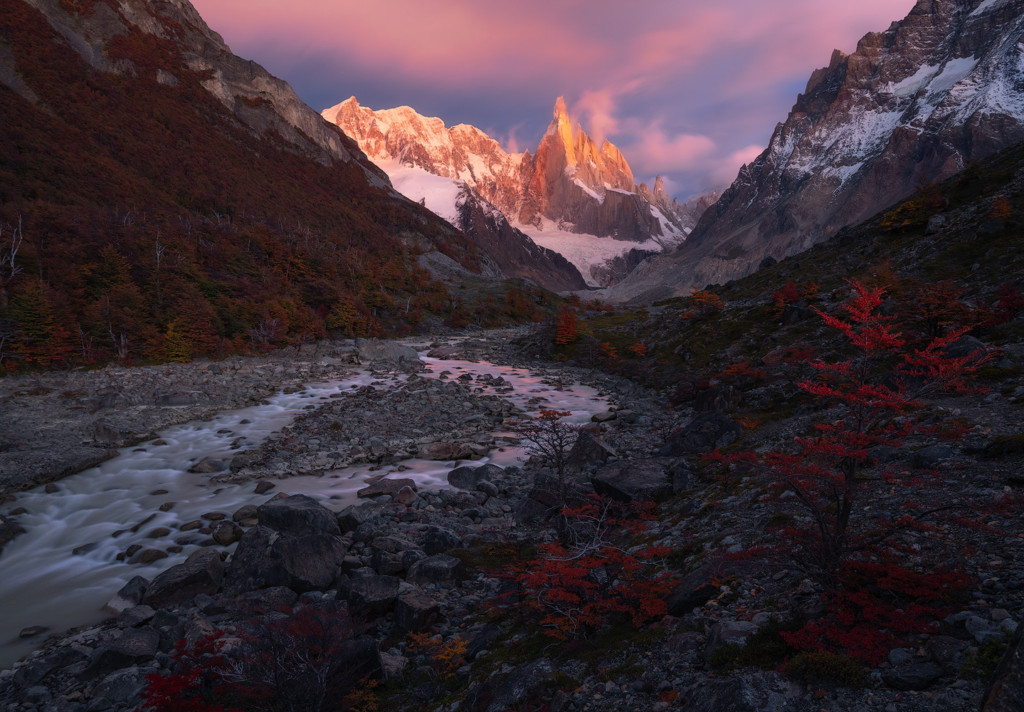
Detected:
[
  {"left": 504, "top": 495, "right": 673, "bottom": 640},
  {"left": 710, "top": 280, "right": 992, "bottom": 584}
]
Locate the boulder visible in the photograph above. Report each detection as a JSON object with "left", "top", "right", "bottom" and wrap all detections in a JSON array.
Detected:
[
  {"left": 566, "top": 429, "right": 617, "bottom": 470},
  {"left": 883, "top": 662, "right": 944, "bottom": 691},
  {"left": 590, "top": 459, "right": 673, "bottom": 502},
  {"left": 357, "top": 478, "right": 416, "bottom": 498},
  {"left": 224, "top": 525, "right": 348, "bottom": 594},
  {"left": 406, "top": 554, "right": 464, "bottom": 587},
  {"left": 657, "top": 411, "right": 743, "bottom": 456},
  {"left": 419, "top": 442, "right": 479, "bottom": 461},
  {"left": 105, "top": 575, "right": 150, "bottom": 614},
  {"left": 345, "top": 575, "right": 401, "bottom": 618},
  {"left": 448, "top": 463, "right": 505, "bottom": 491},
  {"left": 256, "top": 494, "right": 339, "bottom": 536},
  {"left": 422, "top": 526, "right": 462, "bottom": 555},
  {"left": 211, "top": 520, "right": 244, "bottom": 545},
  {"left": 394, "top": 588, "right": 440, "bottom": 631},
  {"left": 144, "top": 549, "right": 223, "bottom": 608}
]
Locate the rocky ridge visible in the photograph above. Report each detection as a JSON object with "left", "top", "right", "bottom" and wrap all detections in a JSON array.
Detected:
[{"left": 605, "top": 0, "right": 1024, "bottom": 302}]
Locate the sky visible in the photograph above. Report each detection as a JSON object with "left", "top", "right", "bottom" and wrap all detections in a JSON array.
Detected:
[{"left": 189, "top": 0, "right": 912, "bottom": 200}]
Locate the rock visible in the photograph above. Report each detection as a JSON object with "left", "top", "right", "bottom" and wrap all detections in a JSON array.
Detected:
[
  {"left": 911, "top": 445, "right": 953, "bottom": 468},
  {"left": 132, "top": 548, "right": 168, "bottom": 564},
  {"left": 370, "top": 535, "right": 417, "bottom": 554},
  {"left": 705, "top": 620, "right": 760, "bottom": 656},
  {"left": 358, "top": 478, "right": 416, "bottom": 498},
  {"left": 406, "top": 554, "right": 464, "bottom": 587},
  {"left": 980, "top": 624, "right": 1024, "bottom": 712},
  {"left": 927, "top": 635, "right": 969, "bottom": 672},
  {"left": 232, "top": 504, "right": 259, "bottom": 524},
  {"left": 337, "top": 504, "right": 373, "bottom": 532},
  {"left": 225, "top": 525, "right": 348, "bottom": 594},
  {"left": 944, "top": 334, "right": 987, "bottom": 359},
  {"left": 694, "top": 385, "right": 742, "bottom": 412},
  {"left": 144, "top": 548, "right": 224, "bottom": 608},
  {"left": 345, "top": 575, "right": 401, "bottom": 618},
  {"left": 448, "top": 463, "right": 505, "bottom": 491},
  {"left": 211, "top": 520, "right": 244, "bottom": 545},
  {"left": 422, "top": 526, "right": 462, "bottom": 555},
  {"left": 566, "top": 429, "right": 617, "bottom": 470},
  {"left": 477, "top": 658, "right": 556, "bottom": 712},
  {"left": 591, "top": 410, "right": 616, "bottom": 423},
  {"left": 393, "top": 485, "right": 419, "bottom": 506},
  {"left": 591, "top": 459, "right": 673, "bottom": 502},
  {"left": 18, "top": 625, "right": 49, "bottom": 639},
  {"left": 666, "top": 566, "right": 720, "bottom": 616},
  {"left": 254, "top": 480, "right": 275, "bottom": 494},
  {"left": 188, "top": 457, "right": 227, "bottom": 473},
  {"left": 657, "top": 411, "right": 743, "bottom": 456},
  {"left": 394, "top": 588, "right": 440, "bottom": 631},
  {"left": 117, "top": 604, "right": 156, "bottom": 628},
  {"left": 883, "top": 662, "right": 944, "bottom": 691},
  {"left": 79, "top": 628, "right": 161, "bottom": 681},
  {"left": 92, "top": 667, "right": 147, "bottom": 705},
  {"left": 257, "top": 494, "right": 340, "bottom": 536},
  {"left": 105, "top": 576, "right": 150, "bottom": 614}
]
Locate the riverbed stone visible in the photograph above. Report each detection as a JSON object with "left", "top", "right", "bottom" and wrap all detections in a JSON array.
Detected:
[
  {"left": 105, "top": 576, "right": 150, "bottom": 614},
  {"left": 567, "top": 429, "right": 617, "bottom": 470},
  {"left": 143, "top": 548, "right": 223, "bottom": 608},
  {"left": 256, "top": 494, "right": 339, "bottom": 536},
  {"left": 884, "top": 662, "right": 944, "bottom": 691},
  {"left": 188, "top": 457, "right": 227, "bottom": 473},
  {"left": 357, "top": 478, "right": 416, "bottom": 498},
  {"left": 211, "top": 520, "right": 244, "bottom": 545},
  {"left": 448, "top": 463, "right": 505, "bottom": 490}
]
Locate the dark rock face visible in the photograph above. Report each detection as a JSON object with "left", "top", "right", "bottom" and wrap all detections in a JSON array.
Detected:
[
  {"left": 344, "top": 575, "right": 401, "bottom": 619},
  {"left": 607, "top": 0, "right": 1024, "bottom": 302},
  {"left": 143, "top": 549, "right": 223, "bottom": 609},
  {"left": 590, "top": 459, "right": 673, "bottom": 502},
  {"left": 657, "top": 411, "right": 743, "bottom": 456}
]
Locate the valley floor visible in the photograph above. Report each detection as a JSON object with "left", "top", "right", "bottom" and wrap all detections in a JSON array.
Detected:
[{"left": 0, "top": 326, "right": 1020, "bottom": 712}]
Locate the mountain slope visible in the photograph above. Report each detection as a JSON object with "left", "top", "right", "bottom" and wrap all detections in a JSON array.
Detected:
[
  {"left": 0, "top": 0, "right": 496, "bottom": 368},
  {"left": 605, "top": 0, "right": 1024, "bottom": 302}
]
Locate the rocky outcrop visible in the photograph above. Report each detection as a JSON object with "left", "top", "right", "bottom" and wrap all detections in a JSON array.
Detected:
[{"left": 606, "top": 0, "right": 1024, "bottom": 302}]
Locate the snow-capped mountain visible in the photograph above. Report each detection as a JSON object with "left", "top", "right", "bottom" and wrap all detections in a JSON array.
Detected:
[
  {"left": 323, "top": 97, "right": 693, "bottom": 286},
  {"left": 605, "top": 0, "right": 1024, "bottom": 302}
]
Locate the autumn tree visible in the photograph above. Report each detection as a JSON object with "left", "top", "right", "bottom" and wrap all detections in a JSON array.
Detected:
[
  {"left": 554, "top": 307, "right": 578, "bottom": 345},
  {"left": 681, "top": 287, "right": 724, "bottom": 320},
  {"left": 711, "top": 280, "right": 992, "bottom": 584}
]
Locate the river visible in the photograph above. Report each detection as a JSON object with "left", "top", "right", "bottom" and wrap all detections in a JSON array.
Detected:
[{"left": 0, "top": 351, "right": 607, "bottom": 668}]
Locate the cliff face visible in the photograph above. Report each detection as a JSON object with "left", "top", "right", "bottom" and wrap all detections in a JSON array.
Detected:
[
  {"left": 325, "top": 96, "right": 688, "bottom": 243},
  {"left": 605, "top": 0, "right": 1024, "bottom": 302}
]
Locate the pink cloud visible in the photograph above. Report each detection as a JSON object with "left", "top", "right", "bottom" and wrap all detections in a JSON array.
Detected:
[{"left": 190, "top": 0, "right": 911, "bottom": 195}]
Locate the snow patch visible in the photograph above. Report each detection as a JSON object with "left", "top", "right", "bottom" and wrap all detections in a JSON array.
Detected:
[
  {"left": 574, "top": 179, "right": 604, "bottom": 203},
  {"left": 376, "top": 158, "right": 464, "bottom": 226},
  {"left": 516, "top": 219, "right": 662, "bottom": 288},
  {"left": 928, "top": 56, "right": 980, "bottom": 95},
  {"left": 889, "top": 64, "right": 939, "bottom": 97}
]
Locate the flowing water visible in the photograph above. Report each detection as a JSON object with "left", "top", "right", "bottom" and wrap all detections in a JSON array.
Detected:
[{"left": 0, "top": 351, "right": 607, "bottom": 668}]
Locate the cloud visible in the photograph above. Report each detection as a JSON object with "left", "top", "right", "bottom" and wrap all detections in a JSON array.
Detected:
[{"left": 191, "top": 0, "right": 912, "bottom": 196}]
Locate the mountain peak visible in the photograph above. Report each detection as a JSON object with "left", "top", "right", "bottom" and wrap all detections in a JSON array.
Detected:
[{"left": 553, "top": 96, "right": 570, "bottom": 122}]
